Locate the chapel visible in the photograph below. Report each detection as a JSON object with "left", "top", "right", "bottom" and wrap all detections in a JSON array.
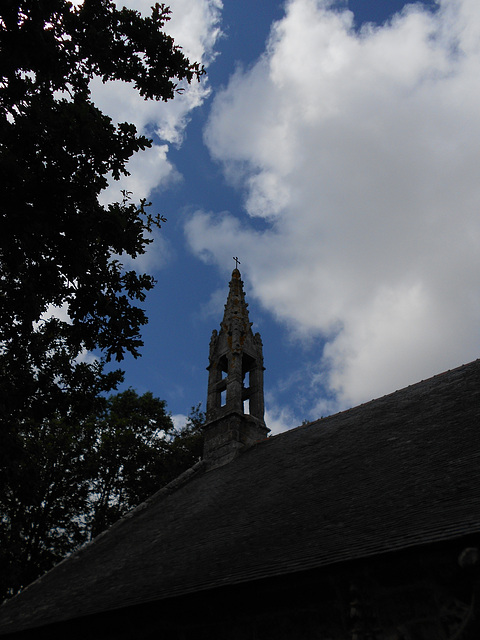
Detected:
[{"left": 1, "top": 269, "right": 480, "bottom": 639}]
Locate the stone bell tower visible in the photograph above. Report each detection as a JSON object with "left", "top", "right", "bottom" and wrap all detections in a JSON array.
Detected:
[{"left": 203, "top": 267, "right": 269, "bottom": 469}]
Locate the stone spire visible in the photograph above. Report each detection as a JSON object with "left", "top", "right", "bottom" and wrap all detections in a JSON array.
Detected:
[{"left": 203, "top": 268, "right": 269, "bottom": 469}]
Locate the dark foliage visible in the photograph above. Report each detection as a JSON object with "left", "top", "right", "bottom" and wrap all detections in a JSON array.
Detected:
[
  {"left": 0, "top": 391, "right": 204, "bottom": 600},
  {"left": 88, "top": 394, "right": 204, "bottom": 536},
  {"left": 0, "top": 0, "right": 205, "bottom": 603},
  {"left": 0, "top": 0, "right": 203, "bottom": 443}
]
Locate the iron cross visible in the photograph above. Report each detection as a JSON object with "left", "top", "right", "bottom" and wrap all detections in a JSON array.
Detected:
[{"left": 233, "top": 256, "right": 241, "bottom": 269}]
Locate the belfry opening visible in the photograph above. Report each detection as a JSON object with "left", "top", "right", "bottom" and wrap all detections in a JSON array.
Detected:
[{"left": 203, "top": 268, "right": 269, "bottom": 469}]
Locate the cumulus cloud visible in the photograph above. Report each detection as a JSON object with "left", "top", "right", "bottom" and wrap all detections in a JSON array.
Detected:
[
  {"left": 171, "top": 413, "right": 189, "bottom": 430},
  {"left": 186, "top": 0, "right": 480, "bottom": 412},
  {"left": 116, "top": 229, "right": 174, "bottom": 275},
  {"left": 90, "top": 0, "right": 222, "bottom": 272},
  {"left": 92, "top": 0, "right": 222, "bottom": 212},
  {"left": 99, "top": 143, "right": 181, "bottom": 207},
  {"left": 265, "top": 402, "right": 300, "bottom": 435},
  {"left": 92, "top": 0, "right": 222, "bottom": 139}
]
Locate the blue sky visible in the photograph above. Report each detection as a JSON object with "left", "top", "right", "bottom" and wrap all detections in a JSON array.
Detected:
[{"left": 93, "top": 0, "right": 480, "bottom": 433}]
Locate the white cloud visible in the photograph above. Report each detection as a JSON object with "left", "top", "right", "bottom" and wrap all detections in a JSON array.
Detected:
[
  {"left": 265, "top": 403, "right": 300, "bottom": 435},
  {"left": 187, "top": 0, "right": 480, "bottom": 412},
  {"left": 166, "top": 0, "right": 223, "bottom": 66},
  {"left": 88, "top": 0, "right": 222, "bottom": 274},
  {"left": 100, "top": 143, "right": 180, "bottom": 207},
  {"left": 92, "top": 0, "right": 223, "bottom": 197},
  {"left": 117, "top": 229, "right": 174, "bottom": 274},
  {"left": 171, "top": 413, "right": 189, "bottom": 430}
]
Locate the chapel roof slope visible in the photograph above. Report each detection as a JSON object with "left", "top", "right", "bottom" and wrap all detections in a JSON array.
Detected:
[{"left": 2, "top": 359, "right": 480, "bottom": 634}]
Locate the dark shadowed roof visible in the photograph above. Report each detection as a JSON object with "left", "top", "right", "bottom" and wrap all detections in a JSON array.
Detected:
[{"left": 1, "top": 359, "right": 480, "bottom": 634}]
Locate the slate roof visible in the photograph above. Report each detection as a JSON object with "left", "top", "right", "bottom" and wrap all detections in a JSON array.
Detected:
[{"left": 1, "top": 359, "right": 480, "bottom": 634}]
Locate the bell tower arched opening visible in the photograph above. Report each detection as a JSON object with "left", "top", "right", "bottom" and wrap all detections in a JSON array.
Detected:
[{"left": 203, "top": 268, "right": 269, "bottom": 469}]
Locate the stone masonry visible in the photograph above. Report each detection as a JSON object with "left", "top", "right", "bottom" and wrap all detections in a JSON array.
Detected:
[{"left": 203, "top": 268, "right": 269, "bottom": 469}]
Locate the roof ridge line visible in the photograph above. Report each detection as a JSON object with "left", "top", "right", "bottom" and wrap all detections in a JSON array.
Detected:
[
  {"left": 263, "top": 358, "right": 480, "bottom": 443},
  {"left": 98, "top": 458, "right": 207, "bottom": 528},
  {"left": 6, "top": 460, "right": 208, "bottom": 601},
  {"left": 132, "top": 459, "right": 207, "bottom": 511}
]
